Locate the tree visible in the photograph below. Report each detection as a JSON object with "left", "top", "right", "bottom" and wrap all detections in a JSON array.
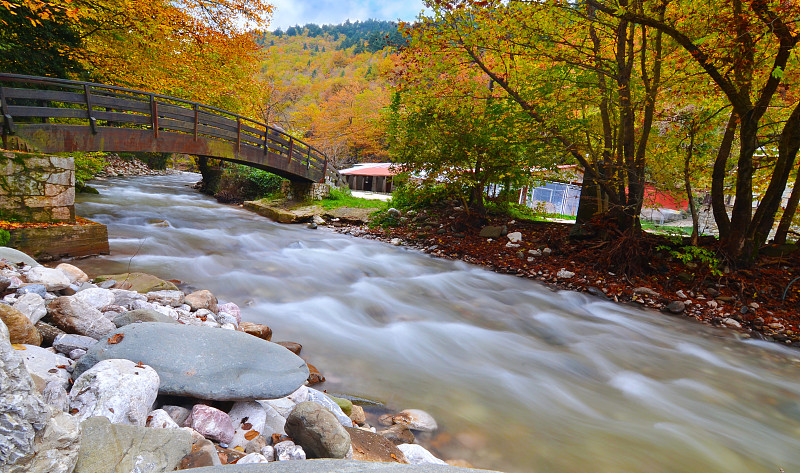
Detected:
[
  {"left": 405, "top": 1, "right": 672, "bottom": 238},
  {"left": 589, "top": 0, "right": 800, "bottom": 263}
]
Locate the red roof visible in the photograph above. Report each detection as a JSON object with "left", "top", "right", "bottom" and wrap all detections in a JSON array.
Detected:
[
  {"left": 339, "top": 163, "right": 397, "bottom": 177},
  {"left": 643, "top": 185, "right": 688, "bottom": 211}
]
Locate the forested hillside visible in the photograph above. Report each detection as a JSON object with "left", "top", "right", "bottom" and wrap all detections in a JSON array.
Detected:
[{"left": 255, "top": 20, "right": 402, "bottom": 167}]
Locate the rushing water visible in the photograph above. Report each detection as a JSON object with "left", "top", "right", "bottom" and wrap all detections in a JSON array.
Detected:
[{"left": 75, "top": 173, "right": 800, "bottom": 473}]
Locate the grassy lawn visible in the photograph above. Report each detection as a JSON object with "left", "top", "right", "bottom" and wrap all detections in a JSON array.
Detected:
[{"left": 320, "top": 188, "right": 388, "bottom": 210}]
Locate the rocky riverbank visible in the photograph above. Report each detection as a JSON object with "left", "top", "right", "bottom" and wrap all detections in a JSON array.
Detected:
[
  {"left": 0, "top": 247, "right": 496, "bottom": 472},
  {"left": 313, "top": 206, "right": 800, "bottom": 350},
  {"left": 99, "top": 155, "right": 180, "bottom": 178}
]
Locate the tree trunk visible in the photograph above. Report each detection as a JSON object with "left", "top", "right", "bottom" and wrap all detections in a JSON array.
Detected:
[
  {"left": 722, "top": 113, "right": 758, "bottom": 263},
  {"left": 571, "top": 174, "right": 602, "bottom": 239},
  {"left": 749, "top": 102, "right": 800, "bottom": 247},
  {"left": 684, "top": 126, "right": 699, "bottom": 246},
  {"left": 774, "top": 164, "right": 800, "bottom": 244},
  {"left": 711, "top": 112, "right": 737, "bottom": 239}
]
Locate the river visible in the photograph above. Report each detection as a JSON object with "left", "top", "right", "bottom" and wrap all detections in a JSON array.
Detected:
[{"left": 75, "top": 173, "right": 800, "bottom": 473}]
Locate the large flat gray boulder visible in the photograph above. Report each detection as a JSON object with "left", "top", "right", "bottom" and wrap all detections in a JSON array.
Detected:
[
  {"left": 0, "top": 247, "right": 39, "bottom": 267},
  {"left": 181, "top": 459, "right": 503, "bottom": 472},
  {"left": 73, "top": 322, "right": 309, "bottom": 401}
]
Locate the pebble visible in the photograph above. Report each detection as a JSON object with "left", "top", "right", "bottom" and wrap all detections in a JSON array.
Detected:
[
  {"left": 556, "top": 269, "right": 575, "bottom": 279},
  {"left": 12, "top": 293, "right": 47, "bottom": 324},
  {"left": 184, "top": 290, "right": 218, "bottom": 313},
  {"left": 218, "top": 302, "right": 241, "bottom": 324},
  {"left": 185, "top": 404, "right": 235, "bottom": 444},
  {"left": 274, "top": 440, "right": 307, "bottom": 461},
  {"left": 397, "top": 443, "right": 448, "bottom": 465},
  {"left": 723, "top": 318, "right": 743, "bottom": 329},
  {"left": 285, "top": 401, "right": 351, "bottom": 459},
  {"left": 666, "top": 301, "right": 686, "bottom": 314},
  {"left": 24, "top": 267, "right": 71, "bottom": 291},
  {"left": 390, "top": 409, "right": 438, "bottom": 432},
  {"left": 55, "top": 263, "right": 89, "bottom": 285},
  {"left": 72, "top": 288, "right": 116, "bottom": 309},
  {"left": 147, "top": 409, "right": 181, "bottom": 429},
  {"left": 47, "top": 296, "right": 116, "bottom": 339},
  {"left": 16, "top": 284, "right": 47, "bottom": 298},
  {"left": 53, "top": 333, "right": 97, "bottom": 354}
]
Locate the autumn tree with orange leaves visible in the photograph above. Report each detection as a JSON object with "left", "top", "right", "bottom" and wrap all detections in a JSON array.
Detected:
[{"left": 1, "top": 0, "right": 272, "bottom": 114}]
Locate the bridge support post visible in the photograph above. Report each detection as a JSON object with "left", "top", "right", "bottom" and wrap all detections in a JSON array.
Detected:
[{"left": 281, "top": 181, "right": 330, "bottom": 202}]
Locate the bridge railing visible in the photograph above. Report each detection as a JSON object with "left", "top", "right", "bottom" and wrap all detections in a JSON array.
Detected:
[{"left": 0, "top": 73, "right": 328, "bottom": 180}]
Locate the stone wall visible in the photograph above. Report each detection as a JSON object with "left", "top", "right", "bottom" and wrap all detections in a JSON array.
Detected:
[
  {"left": 0, "top": 152, "right": 75, "bottom": 223},
  {"left": 280, "top": 181, "right": 331, "bottom": 201}
]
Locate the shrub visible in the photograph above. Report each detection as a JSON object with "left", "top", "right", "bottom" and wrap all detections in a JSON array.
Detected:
[
  {"left": 0, "top": 229, "right": 9, "bottom": 247},
  {"left": 215, "top": 164, "right": 285, "bottom": 203},
  {"left": 72, "top": 152, "right": 107, "bottom": 184}
]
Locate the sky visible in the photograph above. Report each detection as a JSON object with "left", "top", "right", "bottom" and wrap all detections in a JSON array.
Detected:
[{"left": 267, "top": 0, "right": 429, "bottom": 30}]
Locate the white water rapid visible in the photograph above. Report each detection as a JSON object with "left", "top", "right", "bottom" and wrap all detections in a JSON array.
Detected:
[{"left": 75, "top": 174, "right": 800, "bottom": 473}]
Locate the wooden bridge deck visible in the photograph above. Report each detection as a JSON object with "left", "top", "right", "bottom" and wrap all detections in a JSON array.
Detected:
[{"left": 0, "top": 74, "right": 330, "bottom": 182}]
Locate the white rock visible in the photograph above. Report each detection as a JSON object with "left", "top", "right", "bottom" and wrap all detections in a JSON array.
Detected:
[
  {"left": 0, "top": 319, "right": 51, "bottom": 471},
  {"left": 72, "top": 288, "right": 115, "bottom": 309},
  {"left": 542, "top": 247, "right": 552, "bottom": 256},
  {"left": 152, "top": 304, "right": 179, "bottom": 320},
  {"left": 110, "top": 289, "right": 146, "bottom": 309},
  {"left": 506, "top": 232, "right": 522, "bottom": 243},
  {"left": 260, "top": 445, "right": 276, "bottom": 461},
  {"left": 218, "top": 302, "right": 241, "bottom": 324},
  {"left": 162, "top": 406, "right": 191, "bottom": 426},
  {"left": 392, "top": 409, "right": 438, "bottom": 432},
  {"left": 397, "top": 444, "right": 447, "bottom": 465},
  {"left": 19, "top": 345, "right": 72, "bottom": 391},
  {"left": 529, "top": 249, "right": 542, "bottom": 256},
  {"left": 307, "top": 387, "right": 353, "bottom": 427},
  {"left": 556, "top": 269, "right": 575, "bottom": 279},
  {"left": 146, "top": 290, "right": 185, "bottom": 307},
  {"left": 505, "top": 242, "right": 520, "bottom": 248},
  {"left": 390, "top": 238, "right": 402, "bottom": 246},
  {"left": 215, "top": 311, "right": 238, "bottom": 326},
  {"left": 68, "top": 359, "right": 160, "bottom": 426},
  {"left": 260, "top": 385, "right": 308, "bottom": 419},
  {"left": 238, "top": 453, "right": 269, "bottom": 464},
  {"left": 42, "top": 380, "right": 69, "bottom": 412},
  {"left": 13, "top": 293, "right": 47, "bottom": 324},
  {"left": 25, "top": 267, "right": 70, "bottom": 291},
  {"left": 68, "top": 349, "right": 86, "bottom": 360},
  {"left": 147, "top": 409, "right": 181, "bottom": 429},
  {"left": 24, "top": 411, "right": 81, "bottom": 473},
  {"left": 274, "top": 440, "right": 306, "bottom": 461},
  {"left": 130, "top": 299, "right": 155, "bottom": 311},
  {"left": 288, "top": 385, "right": 309, "bottom": 403},
  {"left": 675, "top": 290, "right": 688, "bottom": 299},
  {"left": 55, "top": 264, "right": 88, "bottom": 285},
  {"left": 229, "top": 401, "right": 268, "bottom": 449},
  {"left": 723, "top": 318, "right": 742, "bottom": 329}
]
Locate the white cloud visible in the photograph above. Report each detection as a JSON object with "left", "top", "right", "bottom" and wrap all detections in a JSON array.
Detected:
[{"left": 268, "top": 0, "right": 427, "bottom": 30}]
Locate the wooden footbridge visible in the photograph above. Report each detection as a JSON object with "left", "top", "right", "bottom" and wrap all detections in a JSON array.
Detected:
[{"left": 0, "top": 73, "right": 336, "bottom": 183}]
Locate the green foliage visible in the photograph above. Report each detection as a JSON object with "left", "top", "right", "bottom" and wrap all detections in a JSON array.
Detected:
[
  {"left": 0, "top": 229, "right": 9, "bottom": 247},
  {"left": 215, "top": 164, "right": 285, "bottom": 203},
  {"left": 656, "top": 242, "right": 723, "bottom": 276},
  {"left": 0, "top": 2, "right": 87, "bottom": 78},
  {"left": 71, "top": 152, "right": 107, "bottom": 184},
  {"left": 387, "top": 179, "right": 461, "bottom": 211},
  {"left": 320, "top": 187, "right": 386, "bottom": 210}
]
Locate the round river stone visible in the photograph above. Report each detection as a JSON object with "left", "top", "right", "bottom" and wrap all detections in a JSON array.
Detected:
[{"left": 73, "top": 322, "right": 309, "bottom": 401}]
